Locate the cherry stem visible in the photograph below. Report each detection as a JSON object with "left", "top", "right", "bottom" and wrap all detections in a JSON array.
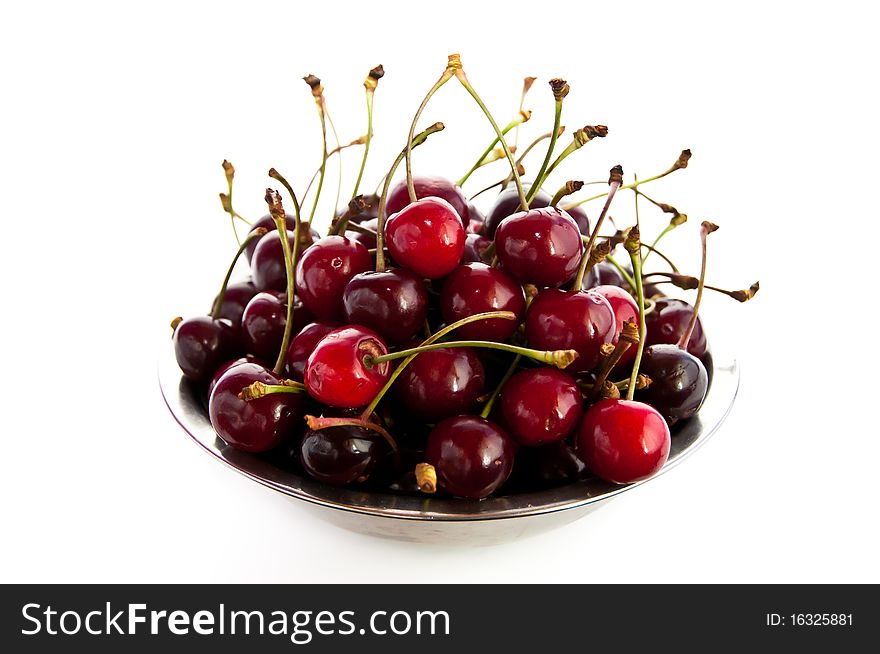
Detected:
[
  {"left": 457, "top": 113, "right": 529, "bottom": 187},
  {"left": 210, "top": 228, "right": 267, "bottom": 320},
  {"left": 238, "top": 381, "right": 306, "bottom": 401},
  {"left": 452, "top": 58, "right": 528, "bottom": 210},
  {"left": 626, "top": 219, "right": 648, "bottom": 401},
  {"left": 550, "top": 180, "right": 584, "bottom": 208},
  {"left": 513, "top": 76, "right": 537, "bottom": 151},
  {"left": 602, "top": 253, "right": 638, "bottom": 290},
  {"left": 301, "top": 138, "right": 366, "bottom": 210},
  {"left": 543, "top": 125, "right": 608, "bottom": 182},
  {"left": 590, "top": 320, "right": 638, "bottom": 402},
  {"left": 264, "top": 188, "right": 301, "bottom": 376},
  {"left": 366, "top": 340, "right": 577, "bottom": 369},
  {"left": 405, "top": 63, "right": 456, "bottom": 202},
  {"left": 480, "top": 354, "right": 521, "bottom": 419},
  {"left": 678, "top": 221, "right": 719, "bottom": 349},
  {"left": 573, "top": 166, "right": 623, "bottom": 291},
  {"left": 219, "top": 160, "right": 251, "bottom": 245},
  {"left": 360, "top": 310, "right": 516, "bottom": 419},
  {"left": 352, "top": 65, "right": 384, "bottom": 200},
  {"left": 302, "top": 75, "right": 329, "bottom": 226},
  {"left": 415, "top": 463, "right": 437, "bottom": 494},
  {"left": 527, "top": 79, "right": 568, "bottom": 203},
  {"left": 304, "top": 415, "right": 398, "bottom": 455},
  {"left": 640, "top": 241, "right": 679, "bottom": 272},
  {"left": 469, "top": 128, "right": 562, "bottom": 201},
  {"left": 376, "top": 121, "right": 446, "bottom": 272}
]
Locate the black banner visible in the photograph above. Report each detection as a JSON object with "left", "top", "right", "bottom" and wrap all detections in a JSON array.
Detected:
[{"left": 1, "top": 585, "right": 874, "bottom": 651}]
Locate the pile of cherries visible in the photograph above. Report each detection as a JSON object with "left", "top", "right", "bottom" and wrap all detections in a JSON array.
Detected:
[{"left": 171, "top": 57, "right": 756, "bottom": 500}]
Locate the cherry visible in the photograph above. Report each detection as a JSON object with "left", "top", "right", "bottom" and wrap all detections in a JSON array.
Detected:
[
  {"left": 466, "top": 202, "right": 485, "bottom": 233},
  {"left": 345, "top": 217, "right": 378, "bottom": 250},
  {"left": 241, "top": 291, "right": 313, "bottom": 361},
  {"left": 243, "top": 213, "right": 297, "bottom": 263},
  {"left": 385, "top": 175, "right": 470, "bottom": 226},
  {"left": 525, "top": 288, "right": 616, "bottom": 373},
  {"left": 499, "top": 367, "right": 583, "bottom": 446},
  {"left": 566, "top": 204, "right": 591, "bottom": 235},
  {"left": 461, "top": 232, "right": 492, "bottom": 264},
  {"left": 484, "top": 185, "right": 550, "bottom": 238},
  {"left": 208, "top": 355, "right": 266, "bottom": 398},
  {"left": 172, "top": 316, "right": 241, "bottom": 383},
  {"left": 392, "top": 347, "right": 486, "bottom": 422},
  {"left": 424, "top": 415, "right": 516, "bottom": 499},
  {"left": 304, "top": 326, "right": 391, "bottom": 408},
  {"left": 342, "top": 268, "right": 429, "bottom": 344},
  {"left": 495, "top": 207, "right": 583, "bottom": 287},
  {"left": 508, "top": 440, "right": 587, "bottom": 490},
  {"left": 251, "top": 231, "right": 303, "bottom": 292},
  {"left": 636, "top": 344, "right": 708, "bottom": 426},
  {"left": 590, "top": 285, "right": 640, "bottom": 369},
  {"left": 211, "top": 279, "right": 258, "bottom": 328},
  {"left": 295, "top": 235, "right": 373, "bottom": 321},
  {"left": 440, "top": 263, "right": 526, "bottom": 341},
  {"left": 384, "top": 197, "right": 465, "bottom": 279},
  {"left": 299, "top": 423, "right": 391, "bottom": 486},
  {"left": 583, "top": 261, "right": 628, "bottom": 290},
  {"left": 644, "top": 297, "right": 709, "bottom": 362},
  {"left": 575, "top": 398, "right": 671, "bottom": 484},
  {"left": 284, "top": 321, "right": 337, "bottom": 381},
  {"left": 209, "top": 362, "right": 304, "bottom": 452}
]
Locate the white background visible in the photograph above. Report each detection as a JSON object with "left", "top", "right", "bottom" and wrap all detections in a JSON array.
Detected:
[{"left": 1, "top": 0, "right": 878, "bottom": 583}]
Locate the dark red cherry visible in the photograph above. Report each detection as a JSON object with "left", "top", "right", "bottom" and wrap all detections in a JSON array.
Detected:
[
  {"left": 208, "top": 362, "right": 304, "bottom": 452},
  {"left": 576, "top": 399, "right": 671, "bottom": 484},
  {"left": 466, "top": 202, "right": 485, "bottom": 234},
  {"left": 499, "top": 367, "right": 583, "bottom": 446},
  {"left": 295, "top": 235, "right": 373, "bottom": 321},
  {"left": 251, "top": 228, "right": 322, "bottom": 293},
  {"left": 392, "top": 347, "right": 485, "bottom": 422},
  {"left": 591, "top": 285, "right": 640, "bottom": 369},
  {"left": 240, "top": 291, "right": 313, "bottom": 361},
  {"left": 461, "top": 232, "right": 492, "bottom": 264},
  {"left": 385, "top": 175, "right": 470, "bottom": 226},
  {"left": 636, "top": 344, "right": 708, "bottom": 426},
  {"left": 385, "top": 197, "right": 465, "bottom": 279},
  {"left": 440, "top": 263, "right": 526, "bottom": 342},
  {"left": 342, "top": 269, "right": 429, "bottom": 344},
  {"left": 243, "top": 213, "right": 297, "bottom": 264},
  {"left": 300, "top": 424, "right": 391, "bottom": 486},
  {"left": 304, "top": 326, "right": 391, "bottom": 408},
  {"left": 208, "top": 355, "right": 267, "bottom": 398},
  {"left": 644, "top": 297, "right": 709, "bottom": 362},
  {"left": 212, "top": 279, "right": 258, "bottom": 328},
  {"left": 339, "top": 193, "right": 379, "bottom": 224},
  {"left": 495, "top": 207, "right": 583, "bottom": 287},
  {"left": 425, "top": 416, "right": 516, "bottom": 499},
  {"left": 284, "top": 321, "right": 337, "bottom": 381},
  {"left": 345, "top": 217, "right": 378, "bottom": 250},
  {"left": 566, "top": 204, "right": 591, "bottom": 235},
  {"left": 584, "top": 261, "right": 628, "bottom": 290},
  {"left": 173, "top": 316, "right": 241, "bottom": 383},
  {"left": 484, "top": 185, "right": 551, "bottom": 238},
  {"left": 508, "top": 440, "right": 587, "bottom": 490},
  {"left": 525, "top": 288, "right": 616, "bottom": 373}
]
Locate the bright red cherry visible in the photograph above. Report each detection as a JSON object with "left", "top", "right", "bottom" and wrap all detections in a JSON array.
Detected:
[
  {"left": 385, "top": 175, "right": 470, "bottom": 226},
  {"left": 576, "top": 399, "right": 671, "bottom": 484},
  {"left": 304, "top": 326, "right": 391, "bottom": 408},
  {"left": 525, "top": 288, "right": 616, "bottom": 373},
  {"left": 295, "top": 235, "right": 373, "bottom": 321},
  {"left": 208, "top": 362, "right": 304, "bottom": 452},
  {"left": 495, "top": 207, "right": 583, "bottom": 287},
  {"left": 500, "top": 368, "right": 583, "bottom": 446},
  {"left": 425, "top": 416, "right": 516, "bottom": 499},
  {"left": 392, "top": 347, "right": 485, "bottom": 422},
  {"left": 440, "top": 263, "right": 526, "bottom": 341},
  {"left": 172, "top": 316, "right": 241, "bottom": 383},
  {"left": 284, "top": 321, "right": 337, "bottom": 381},
  {"left": 591, "top": 285, "right": 640, "bottom": 369},
  {"left": 385, "top": 197, "right": 465, "bottom": 279},
  {"left": 484, "top": 185, "right": 550, "bottom": 238},
  {"left": 636, "top": 344, "right": 708, "bottom": 426},
  {"left": 342, "top": 268, "right": 429, "bottom": 344}
]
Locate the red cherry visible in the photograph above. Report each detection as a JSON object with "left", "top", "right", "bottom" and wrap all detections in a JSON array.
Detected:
[
  {"left": 494, "top": 207, "right": 583, "bottom": 287},
  {"left": 211, "top": 279, "right": 258, "bottom": 328},
  {"left": 243, "top": 213, "right": 296, "bottom": 263},
  {"left": 461, "top": 232, "right": 492, "bottom": 264},
  {"left": 172, "top": 316, "right": 241, "bottom": 383},
  {"left": 391, "top": 347, "right": 485, "bottom": 422},
  {"left": 342, "top": 268, "right": 429, "bottom": 344},
  {"left": 240, "top": 291, "right": 313, "bottom": 362},
  {"left": 566, "top": 204, "right": 591, "bottom": 235},
  {"left": 385, "top": 197, "right": 465, "bottom": 279},
  {"left": 644, "top": 297, "right": 709, "bottom": 362},
  {"left": 385, "top": 175, "right": 470, "bottom": 226},
  {"left": 590, "top": 285, "right": 640, "bottom": 368},
  {"left": 499, "top": 368, "right": 583, "bottom": 446},
  {"left": 525, "top": 288, "right": 616, "bottom": 372},
  {"left": 284, "top": 321, "right": 337, "bottom": 381},
  {"left": 304, "top": 326, "right": 391, "bottom": 408},
  {"left": 576, "top": 399, "right": 671, "bottom": 484},
  {"left": 484, "top": 185, "right": 550, "bottom": 238},
  {"left": 295, "top": 235, "right": 372, "bottom": 321},
  {"left": 439, "top": 263, "right": 526, "bottom": 342},
  {"left": 425, "top": 416, "right": 516, "bottom": 499}
]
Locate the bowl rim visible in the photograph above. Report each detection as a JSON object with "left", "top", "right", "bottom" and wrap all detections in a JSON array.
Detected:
[{"left": 159, "top": 338, "right": 738, "bottom": 522}]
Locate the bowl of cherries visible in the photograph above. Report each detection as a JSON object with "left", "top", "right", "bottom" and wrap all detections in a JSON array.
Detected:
[{"left": 160, "top": 56, "right": 757, "bottom": 544}]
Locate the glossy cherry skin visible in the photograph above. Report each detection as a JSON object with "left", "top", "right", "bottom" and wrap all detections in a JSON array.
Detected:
[
  {"left": 440, "top": 263, "right": 526, "bottom": 342},
  {"left": 576, "top": 399, "right": 671, "bottom": 484},
  {"left": 425, "top": 416, "right": 516, "bottom": 499},
  {"left": 244, "top": 213, "right": 297, "bottom": 263},
  {"left": 385, "top": 175, "right": 470, "bottom": 226},
  {"left": 584, "top": 261, "right": 628, "bottom": 290},
  {"left": 300, "top": 424, "right": 391, "bottom": 486},
  {"left": 251, "top": 230, "right": 302, "bottom": 292},
  {"left": 508, "top": 440, "right": 587, "bottom": 490},
  {"left": 208, "top": 355, "right": 266, "bottom": 398},
  {"left": 644, "top": 297, "right": 709, "bottom": 363},
  {"left": 392, "top": 347, "right": 486, "bottom": 422},
  {"left": 295, "top": 235, "right": 373, "bottom": 321},
  {"left": 212, "top": 279, "right": 258, "bottom": 328},
  {"left": 240, "top": 291, "right": 313, "bottom": 361},
  {"left": 342, "top": 269, "right": 429, "bottom": 344},
  {"left": 525, "top": 289, "right": 616, "bottom": 373},
  {"left": 209, "top": 362, "right": 304, "bottom": 452},
  {"left": 461, "top": 232, "right": 492, "bottom": 264},
  {"left": 385, "top": 197, "right": 465, "bottom": 279},
  {"left": 499, "top": 368, "right": 583, "bottom": 446},
  {"left": 484, "top": 185, "right": 551, "bottom": 238},
  {"left": 566, "top": 204, "right": 591, "bottom": 235},
  {"left": 304, "top": 326, "right": 391, "bottom": 408},
  {"left": 495, "top": 207, "right": 583, "bottom": 287},
  {"left": 284, "top": 321, "right": 337, "bottom": 381},
  {"left": 591, "top": 285, "right": 640, "bottom": 369},
  {"left": 636, "top": 344, "right": 708, "bottom": 426},
  {"left": 173, "top": 316, "right": 241, "bottom": 383}
]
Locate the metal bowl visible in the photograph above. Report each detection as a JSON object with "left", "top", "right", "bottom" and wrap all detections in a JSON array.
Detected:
[{"left": 159, "top": 340, "right": 738, "bottom": 545}]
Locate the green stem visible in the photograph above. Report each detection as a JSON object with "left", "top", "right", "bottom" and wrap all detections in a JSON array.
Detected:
[
  {"left": 308, "top": 98, "right": 329, "bottom": 225},
  {"left": 352, "top": 88, "right": 375, "bottom": 199},
  {"left": 405, "top": 67, "right": 455, "bottom": 202},
  {"left": 210, "top": 229, "right": 266, "bottom": 320},
  {"left": 679, "top": 222, "right": 717, "bottom": 349},
  {"left": 480, "top": 355, "right": 521, "bottom": 418},
  {"left": 325, "top": 106, "right": 343, "bottom": 219},
  {"left": 641, "top": 238, "right": 679, "bottom": 272},
  {"left": 604, "top": 254, "right": 638, "bottom": 290},
  {"left": 627, "top": 195, "right": 647, "bottom": 401},
  {"left": 457, "top": 117, "right": 521, "bottom": 187},
  {"left": 264, "top": 189, "right": 301, "bottom": 376},
  {"left": 565, "top": 168, "right": 679, "bottom": 210},
  {"left": 238, "top": 381, "right": 306, "bottom": 401},
  {"left": 573, "top": 169, "right": 622, "bottom": 291},
  {"left": 527, "top": 98, "right": 562, "bottom": 203},
  {"left": 368, "top": 340, "right": 574, "bottom": 368}
]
